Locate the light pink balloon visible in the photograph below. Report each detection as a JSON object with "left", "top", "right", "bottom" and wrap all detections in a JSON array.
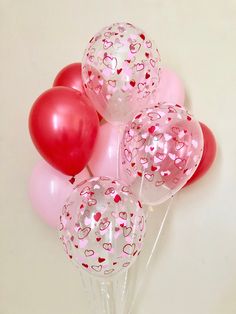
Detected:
[
  {"left": 29, "top": 160, "right": 90, "bottom": 228},
  {"left": 156, "top": 68, "right": 185, "bottom": 105},
  {"left": 88, "top": 123, "right": 127, "bottom": 181}
]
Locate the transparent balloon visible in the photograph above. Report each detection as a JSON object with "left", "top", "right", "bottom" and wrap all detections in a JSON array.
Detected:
[
  {"left": 121, "top": 102, "right": 204, "bottom": 205},
  {"left": 82, "top": 22, "right": 161, "bottom": 125},
  {"left": 59, "top": 177, "right": 145, "bottom": 278}
]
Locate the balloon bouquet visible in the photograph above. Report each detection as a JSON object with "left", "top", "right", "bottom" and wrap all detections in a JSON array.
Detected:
[{"left": 28, "top": 22, "right": 216, "bottom": 313}]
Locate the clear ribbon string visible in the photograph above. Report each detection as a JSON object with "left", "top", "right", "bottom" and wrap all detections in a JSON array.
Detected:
[
  {"left": 122, "top": 197, "right": 173, "bottom": 314},
  {"left": 79, "top": 125, "right": 173, "bottom": 314}
]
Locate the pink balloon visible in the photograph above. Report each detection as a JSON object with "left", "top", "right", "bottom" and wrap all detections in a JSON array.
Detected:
[
  {"left": 88, "top": 123, "right": 127, "bottom": 181},
  {"left": 29, "top": 160, "right": 90, "bottom": 228},
  {"left": 153, "top": 67, "right": 185, "bottom": 105}
]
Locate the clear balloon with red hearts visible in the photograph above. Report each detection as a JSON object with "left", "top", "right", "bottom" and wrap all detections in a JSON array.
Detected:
[
  {"left": 82, "top": 22, "right": 161, "bottom": 125},
  {"left": 121, "top": 102, "right": 204, "bottom": 205},
  {"left": 59, "top": 177, "right": 146, "bottom": 277}
]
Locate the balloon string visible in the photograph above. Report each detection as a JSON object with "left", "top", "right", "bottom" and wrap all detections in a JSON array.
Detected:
[
  {"left": 145, "top": 198, "right": 173, "bottom": 269},
  {"left": 120, "top": 269, "right": 128, "bottom": 313},
  {"left": 79, "top": 271, "right": 97, "bottom": 313},
  {"left": 127, "top": 197, "right": 173, "bottom": 314},
  {"left": 80, "top": 271, "right": 113, "bottom": 314},
  {"left": 100, "top": 280, "right": 116, "bottom": 314}
]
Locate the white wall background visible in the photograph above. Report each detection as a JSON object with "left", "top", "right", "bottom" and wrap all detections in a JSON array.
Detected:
[{"left": 1, "top": 0, "right": 236, "bottom": 313}]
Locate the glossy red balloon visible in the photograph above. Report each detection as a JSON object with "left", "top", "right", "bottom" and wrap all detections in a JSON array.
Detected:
[
  {"left": 185, "top": 122, "right": 216, "bottom": 187},
  {"left": 53, "top": 63, "right": 102, "bottom": 121},
  {"left": 53, "top": 63, "right": 85, "bottom": 93},
  {"left": 29, "top": 87, "right": 99, "bottom": 176}
]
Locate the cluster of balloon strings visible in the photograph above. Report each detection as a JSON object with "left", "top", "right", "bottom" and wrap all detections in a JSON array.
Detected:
[{"left": 28, "top": 22, "right": 217, "bottom": 314}]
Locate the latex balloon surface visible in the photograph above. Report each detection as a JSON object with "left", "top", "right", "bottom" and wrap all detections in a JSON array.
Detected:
[
  {"left": 53, "top": 63, "right": 85, "bottom": 93},
  {"left": 59, "top": 177, "right": 145, "bottom": 277},
  {"left": 29, "top": 160, "right": 90, "bottom": 228},
  {"left": 155, "top": 68, "right": 185, "bottom": 105},
  {"left": 29, "top": 87, "right": 99, "bottom": 175},
  {"left": 185, "top": 122, "right": 216, "bottom": 186},
  {"left": 121, "top": 102, "right": 204, "bottom": 205},
  {"left": 82, "top": 22, "right": 161, "bottom": 124},
  {"left": 88, "top": 123, "right": 127, "bottom": 181}
]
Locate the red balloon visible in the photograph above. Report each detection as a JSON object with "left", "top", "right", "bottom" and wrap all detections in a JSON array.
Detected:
[
  {"left": 185, "top": 122, "right": 216, "bottom": 187},
  {"left": 53, "top": 63, "right": 102, "bottom": 121},
  {"left": 29, "top": 87, "right": 99, "bottom": 176},
  {"left": 53, "top": 63, "right": 85, "bottom": 94}
]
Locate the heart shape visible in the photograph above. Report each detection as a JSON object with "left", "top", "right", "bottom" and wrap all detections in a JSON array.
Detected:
[
  {"left": 99, "top": 221, "right": 110, "bottom": 231},
  {"left": 114, "top": 194, "right": 121, "bottom": 203},
  {"left": 124, "top": 149, "right": 132, "bottom": 162},
  {"left": 121, "top": 186, "right": 131, "bottom": 193},
  {"left": 144, "top": 173, "right": 154, "bottom": 182},
  {"left": 104, "top": 31, "right": 112, "bottom": 38},
  {"left": 78, "top": 227, "right": 91, "bottom": 239},
  {"left": 148, "top": 111, "right": 161, "bottom": 120},
  {"left": 88, "top": 198, "right": 97, "bottom": 206},
  {"left": 140, "top": 157, "right": 148, "bottom": 164},
  {"left": 155, "top": 180, "right": 164, "bottom": 186},
  {"left": 155, "top": 152, "right": 166, "bottom": 161},
  {"left": 138, "top": 82, "right": 146, "bottom": 92},
  {"left": 150, "top": 59, "right": 156, "bottom": 67},
  {"left": 146, "top": 40, "right": 152, "bottom": 48},
  {"left": 104, "top": 269, "right": 114, "bottom": 275},
  {"left": 148, "top": 126, "right": 156, "bottom": 134},
  {"left": 123, "top": 243, "right": 136, "bottom": 255},
  {"left": 136, "top": 63, "right": 144, "bottom": 71},
  {"left": 94, "top": 212, "right": 102, "bottom": 222},
  {"left": 84, "top": 249, "right": 94, "bottom": 257},
  {"left": 175, "top": 140, "right": 185, "bottom": 151},
  {"left": 174, "top": 158, "right": 187, "bottom": 170},
  {"left": 125, "top": 131, "right": 133, "bottom": 143},
  {"left": 105, "top": 187, "right": 115, "bottom": 195},
  {"left": 130, "top": 43, "right": 141, "bottom": 54},
  {"left": 168, "top": 106, "right": 177, "bottom": 113},
  {"left": 80, "top": 186, "right": 91, "bottom": 195},
  {"left": 92, "top": 265, "right": 102, "bottom": 272},
  {"left": 103, "top": 243, "right": 112, "bottom": 251},
  {"left": 103, "top": 55, "right": 117, "bottom": 69},
  {"left": 118, "top": 26, "right": 125, "bottom": 32},
  {"left": 103, "top": 39, "right": 113, "bottom": 49},
  {"left": 123, "top": 226, "right": 132, "bottom": 237},
  {"left": 119, "top": 212, "right": 127, "bottom": 220},
  {"left": 172, "top": 126, "right": 181, "bottom": 135},
  {"left": 108, "top": 80, "right": 116, "bottom": 87},
  {"left": 134, "top": 137, "right": 146, "bottom": 149}
]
